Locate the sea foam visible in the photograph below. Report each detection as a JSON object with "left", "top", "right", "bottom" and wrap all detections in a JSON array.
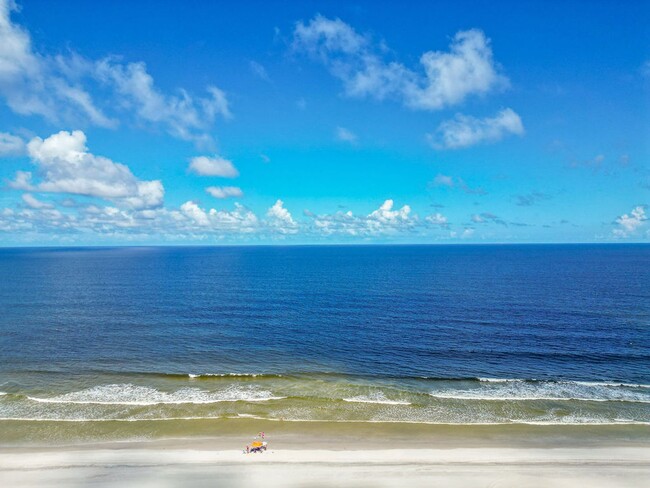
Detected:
[
  {"left": 429, "top": 379, "right": 650, "bottom": 403},
  {"left": 27, "top": 384, "right": 285, "bottom": 405},
  {"left": 342, "top": 392, "right": 411, "bottom": 405}
]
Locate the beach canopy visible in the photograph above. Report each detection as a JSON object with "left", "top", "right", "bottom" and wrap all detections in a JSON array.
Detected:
[{"left": 251, "top": 441, "right": 264, "bottom": 448}]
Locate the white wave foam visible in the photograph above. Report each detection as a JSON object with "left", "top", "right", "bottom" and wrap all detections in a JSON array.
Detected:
[
  {"left": 342, "top": 392, "right": 411, "bottom": 405},
  {"left": 27, "top": 384, "right": 285, "bottom": 405},
  {"left": 430, "top": 380, "right": 650, "bottom": 403},
  {"left": 188, "top": 373, "right": 278, "bottom": 379},
  {"left": 478, "top": 378, "right": 524, "bottom": 383},
  {"left": 429, "top": 394, "right": 650, "bottom": 403},
  {"left": 477, "top": 378, "right": 650, "bottom": 389},
  {"left": 574, "top": 381, "right": 650, "bottom": 389},
  {"left": 1, "top": 416, "right": 648, "bottom": 426}
]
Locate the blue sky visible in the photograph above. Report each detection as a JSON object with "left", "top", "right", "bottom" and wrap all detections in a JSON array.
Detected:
[{"left": 0, "top": 0, "right": 648, "bottom": 245}]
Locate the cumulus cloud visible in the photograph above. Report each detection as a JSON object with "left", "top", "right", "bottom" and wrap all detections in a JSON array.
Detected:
[
  {"left": 306, "top": 199, "right": 416, "bottom": 237},
  {"left": 425, "top": 212, "right": 447, "bottom": 226},
  {"left": 0, "top": 1, "right": 229, "bottom": 145},
  {"left": 368, "top": 199, "right": 411, "bottom": 224},
  {"left": 613, "top": 206, "right": 646, "bottom": 238},
  {"left": 428, "top": 108, "right": 524, "bottom": 149},
  {"left": 266, "top": 199, "right": 298, "bottom": 234},
  {"left": 0, "top": 131, "right": 25, "bottom": 156},
  {"left": 293, "top": 15, "right": 508, "bottom": 111},
  {"left": 336, "top": 126, "right": 358, "bottom": 143},
  {"left": 21, "top": 192, "right": 52, "bottom": 209},
  {"left": 11, "top": 130, "right": 163, "bottom": 209},
  {"left": 206, "top": 186, "right": 243, "bottom": 199},
  {"left": 180, "top": 201, "right": 210, "bottom": 226},
  {"left": 189, "top": 156, "right": 239, "bottom": 177}
]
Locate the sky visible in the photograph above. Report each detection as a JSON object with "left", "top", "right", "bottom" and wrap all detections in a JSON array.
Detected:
[{"left": 0, "top": 0, "right": 648, "bottom": 245}]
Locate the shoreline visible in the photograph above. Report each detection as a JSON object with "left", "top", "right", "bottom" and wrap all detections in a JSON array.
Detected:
[
  {"left": 3, "top": 419, "right": 650, "bottom": 449},
  {"left": 2, "top": 409, "right": 649, "bottom": 487}
]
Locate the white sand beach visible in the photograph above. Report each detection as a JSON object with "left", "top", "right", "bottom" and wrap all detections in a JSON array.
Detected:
[{"left": 1, "top": 441, "right": 649, "bottom": 487}]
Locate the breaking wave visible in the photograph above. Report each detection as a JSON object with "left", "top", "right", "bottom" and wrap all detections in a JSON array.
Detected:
[
  {"left": 342, "top": 392, "right": 411, "bottom": 405},
  {"left": 430, "top": 379, "right": 650, "bottom": 403},
  {"left": 26, "top": 384, "right": 285, "bottom": 405}
]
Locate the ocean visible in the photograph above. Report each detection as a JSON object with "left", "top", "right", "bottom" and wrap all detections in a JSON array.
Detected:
[{"left": 0, "top": 245, "right": 649, "bottom": 443}]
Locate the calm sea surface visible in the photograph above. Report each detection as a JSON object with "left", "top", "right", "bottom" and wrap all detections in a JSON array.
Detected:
[{"left": 1, "top": 245, "right": 649, "bottom": 441}]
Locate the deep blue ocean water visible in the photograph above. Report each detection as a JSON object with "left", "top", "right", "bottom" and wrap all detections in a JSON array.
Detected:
[{"left": 0, "top": 245, "right": 649, "bottom": 429}]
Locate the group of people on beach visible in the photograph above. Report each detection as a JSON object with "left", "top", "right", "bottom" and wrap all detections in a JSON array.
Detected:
[{"left": 244, "top": 432, "right": 267, "bottom": 454}]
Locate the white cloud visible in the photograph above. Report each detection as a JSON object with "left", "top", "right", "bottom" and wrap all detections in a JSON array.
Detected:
[
  {"left": 189, "top": 155, "right": 239, "bottom": 177},
  {"left": 0, "top": 1, "right": 229, "bottom": 145},
  {"left": 307, "top": 199, "right": 416, "bottom": 236},
  {"left": 1, "top": 199, "right": 261, "bottom": 237},
  {"left": 0, "top": 195, "right": 463, "bottom": 241},
  {"left": 293, "top": 15, "right": 508, "bottom": 111},
  {"left": 613, "top": 206, "right": 646, "bottom": 237},
  {"left": 94, "top": 59, "right": 230, "bottom": 146},
  {"left": 429, "top": 174, "right": 487, "bottom": 195},
  {"left": 471, "top": 214, "right": 484, "bottom": 223},
  {"left": 12, "top": 130, "right": 163, "bottom": 209},
  {"left": 428, "top": 108, "right": 524, "bottom": 149},
  {"left": 206, "top": 186, "right": 243, "bottom": 199},
  {"left": 180, "top": 200, "right": 210, "bottom": 226},
  {"left": 336, "top": 126, "right": 357, "bottom": 143},
  {"left": 425, "top": 212, "right": 447, "bottom": 225},
  {"left": 21, "top": 192, "right": 52, "bottom": 209},
  {"left": 0, "top": 131, "right": 24, "bottom": 156},
  {"left": 266, "top": 199, "right": 298, "bottom": 234},
  {"left": 174, "top": 201, "right": 260, "bottom": 233},
  {"left": 368, "top": 199, "right": 411, "bottom": 224},
  {"left": 432, "top": 174, "right": 454, "bottom": 187},
  {"left": 249, "top": 60, "right": 270, "bottom": 81},
  {"left": 0, "top": 0, "right": 114, "bottom": 127}
]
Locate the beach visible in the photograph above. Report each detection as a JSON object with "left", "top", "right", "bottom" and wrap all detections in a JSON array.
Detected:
[{"left": 2, "top": 426, "right": 650, "bottom": 487}]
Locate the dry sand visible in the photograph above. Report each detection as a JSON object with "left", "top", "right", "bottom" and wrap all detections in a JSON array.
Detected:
[{"left": 1, "top": 442, "right": 648, "bottom": 487}]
